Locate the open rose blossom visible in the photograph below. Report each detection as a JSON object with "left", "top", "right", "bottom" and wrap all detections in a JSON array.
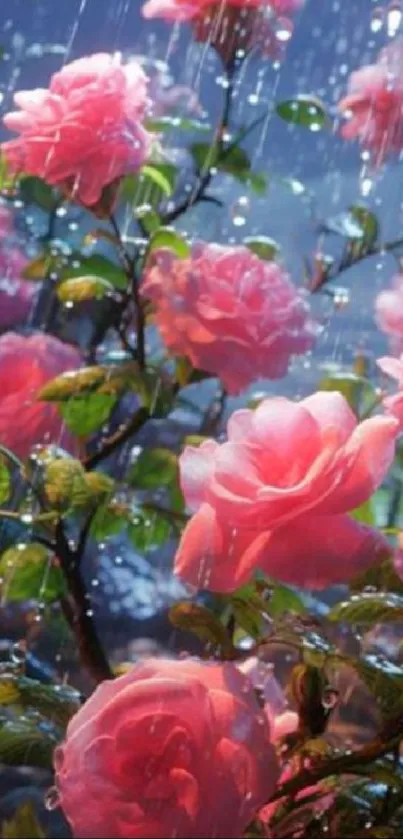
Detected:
[
  {"left": 338, "top": 37, "right": 403, "bottom": 165},
  {"left": 142, "top": 0, "right": 304, "bottom": 64},
  {"left": 377, "top": 354, "right": 403, "bottom": 431},
  {"left": 375, "top": 273, "right": 403, "bottom": 354},
  {"left": 1, "top": 53, "right": 153, "bottom": 208},
  {"left": 0, "top": 206, "right": 37, "bottom": 330},
  {"left": 174, "top": 392, "right": 398, "bottom": 592},
  {"left": 141, "top": 243, "right": 316, "bottom": 394},
  {"left": 0, "top": 332, "right": 81, "bottom": 459},
  {"left": 54, "top": 657, "right": 279, "bottom": 839}
]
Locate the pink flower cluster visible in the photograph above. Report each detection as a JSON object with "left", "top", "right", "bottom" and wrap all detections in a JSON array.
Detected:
[
  {"left": 55, "top": 657, "right": 279, "bottom": 839},
  {"left": 141, "top": 243, "right": 316, "bottom": 394},
  {"left": 175, "top": 392, "right": 397, "bottom": 592},
  {"left": 2, "top": 53, "right": 154, "bottom": 208},
  {"left": 0, "top": 206, "right": 37, "bottom": 330},
  {"left": 339, "top": 37, "right": 403, "bottom": 165},
  {"left": 0, "top": 332, "right": 81, "bottom": 459}
]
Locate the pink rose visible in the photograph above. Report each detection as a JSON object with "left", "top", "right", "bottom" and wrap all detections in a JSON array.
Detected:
[
  {"left": 142, "top": 0, "right": 303, "bottom": 64},
  {"left": 0, "top": 332, "right": 81, "bottom": 459},
  {"left": 0, "top": 207, "right": 37, "bottom": 330},
  {"left": 141, "top": 243, "right": 316, "bottom": 395},
  {"left": 175, "top": 392, "right": 397, "bottom": 592},
  {"left": 2, "top": 53, "right": 153, "bottom": 208},
  {"left": 54, "top": 657, "right": 279, "bottom": 839},
  {"left": 338, "top": 38, "right": 403, "bottom": 165},
  {"left": 375, "top": 274, "right": 403, "bottom": 354}
]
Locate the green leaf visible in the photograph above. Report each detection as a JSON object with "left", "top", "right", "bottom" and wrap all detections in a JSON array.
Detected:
[
  {"left": 141, "top": 164, "right": 173, "bottom": 197},
  {"left": 0, "top": 458, "right": 11, "bottom": 505},
  {"left": 62, "top": 254, "right": 128, "bottom": 291},
  {"left": 276, "top": 95, "right": 328, "bottom": 130},
  {"left": 19, "top": 176, "right": 58, "bottom": 211},
  {"left": 349, "top": 205, "right": 379, "bottom": 250},
  {"left": 318, "top": 372, "right": 376, "bottom": 417},
  {"left": 217, "top": 146, "right": 267, "bottom": 193},
  {"left": 329, "top": 593, "right": 403, "bottom": 624},
  {"left": 353, "top": 653, "right": 403, "bottom": 718},
  {"left": 268, "top": 583, "right": 307, "bottom": 617},
  {"left": 148, "top": 227, "right": 190, "bottom": 259},
  {"left": 60, "top": 393, "right": 116, "bottom": 436},
  {"left": 350, "top": 557, "right": 403, "bottom": 594},
  {"left": 57, "top": 275, "right": 114, "bottom": 303},
  {"left": 44, "top": 459, "right": 88, "bottom": 509},
  {"left": 39, "top": 361, "right": 140, "bottom": 402},
  {"left": 84, "top": 471, "right": 115, "bottom": 500},
  {"left": 136, "top": 208, "right": 161, "bottom": 235},
  {"left": 128, "top": 508, "right": 171, "bottom": 552},
  {"left": 146, "top": 116, "right": 211, "bottom": 133},
  {"left": 0, "top": 544, "right": 65, "bottom": 603},
  {"left": 129, "top": 448, "right": 178, "bottom": 489},
  {"left": 191, "top": 142, "right": 218, "bottom": 172},
  {"left": 2, "top": 802, "right": 46, "bottom": 838},
  {"left": 0, "top": 715, "right": 57, "bottom": 769},
  {"left": 0, "top": 675, "right": 80, "bottom": 728},
  {"left": 244, "top": 236, "right": 280, "bottom": 261},
  {"left": 169, "top": 602, "right": 235, "bottom": 658},
  {"left": 91, "top": 501, "right": 129, "bottom": 540}
]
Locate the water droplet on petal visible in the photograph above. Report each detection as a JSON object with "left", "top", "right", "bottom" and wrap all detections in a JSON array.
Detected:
[{"left": 44, "top": 786, "right": 61, "bottom": 812}]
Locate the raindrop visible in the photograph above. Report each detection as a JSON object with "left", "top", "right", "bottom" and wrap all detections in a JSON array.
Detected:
[
  {"left": 231, "top": 195, "right": 250, "bottom": 227},
  {"left": 44, "top": 786, "right": 61, "bottom": 812},
  {"left": 387, "top": 1, "right": 402, "bottom": 36},
  {"left": 274, "top": 17, "right": 294, "bottom": 42},
  {"left": 370, "top": 6, "right": 385, "bottom": 32},
  {"left": 11, "top": 641, "right": 27, "bottom": 667},
  {"left": 20, "top": 513, "right": 34, "bottom": 525}
]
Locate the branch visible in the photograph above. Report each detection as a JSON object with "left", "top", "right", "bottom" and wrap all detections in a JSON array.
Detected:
[
  {"left": 55, "top": 520, "right": 113, "bottom": 683},
  {"left": 110, "top": 214, "right": 146, "bottom": 370},
  {"left": 83, "top": 406, "right": 150, "bottom": 470}
]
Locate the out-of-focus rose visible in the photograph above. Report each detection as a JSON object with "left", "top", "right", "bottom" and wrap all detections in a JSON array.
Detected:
[
  {"left": 55, "top": 657, "right": 279, "bottom": 839},
  {"left": 338, "top": 37, "right": 403, "bottom": 165},
  {"left": 175, "top": 392, "right": 397, "bottom": 592},
  {"left": 142, "top": 0, "right": 304, "bottom": 65},
  {"left": 2, "top": 53, "right": 154, "bottom": 208},
  {"left": 141, "top": 243, "right": 316, "bottom": 395},
  {"left": 375, "top": 274, "right": 403, "bottom": 354},
  {"left": 377, "top": 354, "right": 403, "bottom": 430},
  {"left": 0, "top": 206, "right": 37, "bottom": 330},
  {"left": 0, "top": 332, "right": 81, "bottom": 459}
]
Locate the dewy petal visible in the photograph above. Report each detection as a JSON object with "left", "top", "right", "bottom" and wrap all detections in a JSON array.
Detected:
[
  {"left": 317, "top": 415, "right": 398, "bottom": 515},
  {"left": 227, "top": 408, "right": 255, "bottom": 442},
  {"left": 258, "top": 513, "right": 391, "bottom": 589},
  {"left": 301, "top": 391, "right": 357, "bottom": 444},
  {"left": 174, "top": 503, "right": 272, "bottom": 593},
  {"left": 179, "top": 439, "right": 220, "bottom": 512}
]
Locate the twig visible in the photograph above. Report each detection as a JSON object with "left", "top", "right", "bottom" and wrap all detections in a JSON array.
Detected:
[
  {"left": 110, "top": 214, "right": 146, "bottom": 370},
  {"left": 83, "top": 406, "right": 150, "bottom": 470}
]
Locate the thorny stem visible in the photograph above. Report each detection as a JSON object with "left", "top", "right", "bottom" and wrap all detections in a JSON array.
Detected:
[
  {"left": 55, "top": 520, "right": 113, "bottom": 683},
  {"left": 265, "top": 712, "right": 403, "bottom": 807},
  {"left": 110, "top": 214, "right": 146, "bottom": 371},
  {"left": 83, "top": 406, "right": 150, "bottom": 470}
]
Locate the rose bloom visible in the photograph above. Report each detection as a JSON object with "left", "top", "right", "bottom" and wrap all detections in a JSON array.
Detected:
[
  {"left": 54, "top": 657, "right": 279, "bottom": 839},
  {"left": 175, "top": 392, "right": 397, "bottom": 592},
  {"left": 142, "top": 0, "right": 304, "bottom": 65},
  {"left": 141, "top": 243, "right": 316, "bottom": 395},
  {"left": 2, "top": 53, "right": 154, "bottom": 208},
  {"left": 0, "top": 332, "right": 81, "bottom": 459},
  {"left": 0, "top": 206, "right": 37, "bottom": 330},
  {"left": 338, "top": 37, "right": 403, "bottom": 165},
  {"left": 375, "top": 273, "right": 403, "bottom": 355}
]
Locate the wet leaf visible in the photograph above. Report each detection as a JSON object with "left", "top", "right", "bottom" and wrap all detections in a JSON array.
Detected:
[
  {"left": 127, "top": 508, "right": 171, "bottom": 552},
  {"left": 129, "top": 448, "right": 178, "bottom": 489},
  {"left": 276, "top": 95, "right": 328, "bottom": 130},
  {"left": 19, "top": 175, "right": 58, "bottom": 211},
  {"left": 84, "top": 472, "right": 115, "bottom": 501},
  {"left": 0, "top": 715, "right": 57, "bottom": 769},
  {"left": 2, "top": 801, "right": 47, "bottom": 838},
  {"left": 353, "top": 653, "right": 403, "bottom": 718},
  {"left": 39, "top": 362, "right": 140, "bottom": 402},
  {"left": 0, "top": 674, "right": 80, "bottom": 728},
  {"left": 349, "top": 205, "right": 379, "bottom": 250},
  {"left": 57, "top": 275, "right": 114, "bottom": 303},
  {"left": 22, "top": 254, "right": 54, "bottom": 281},
  {"left": 141, "top": 163, "right": 174, "bottom": 197},
  {"left": 60, "top": 393, "right": 116, "bottom": 436},
  {"left": 268, "top": 583, "right": 307, "bottom": 617},
  {"left": 61, "top": 254, "right": 128, "bottom": 291},
  {"left": 329, "top": 593, "right": 403, "bottom": 624},
  {"left": 136, "top": 208, "right": 161, "bottom": 235},
  {"left": 148, "top": 227, "right": 190, "bottom": 259},
  {"left": 0, "top": 544, "right": 65, "bottom": 603},
  {"left": 147, "top": 116, "right": 211, "bottom": 133},
  {"left": 169, "top": 602, "right": 236, "bottom": 658},
  {"left": 244, "top": 236, "right": 280, "bottom": 261},
  {"left": 318, "top": 372, "right": 376, "bottom": 417},
  {"left": 91, "top": 501, "right": 129, "bottom": 540},
  {"left": 0, "top": 459, "right": 10, "bottom": 505},
  {"left": 350, "top": 557, "right": 403, "bottom": 594}
]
